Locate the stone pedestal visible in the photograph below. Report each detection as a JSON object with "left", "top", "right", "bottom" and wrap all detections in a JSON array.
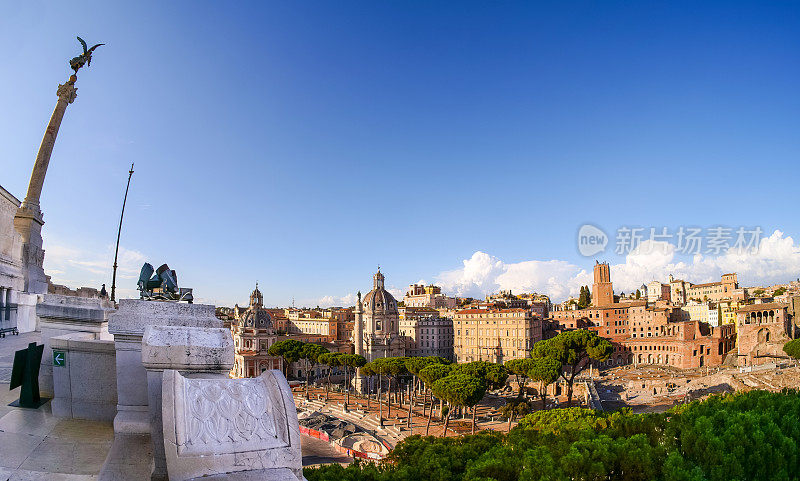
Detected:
[
  {"left": 142, "top": 325, "right": 233, "bottom": 481},
  {"left": 51, "top": 332, "right": 117, "bottom": 421},
  {"left": 37, "top": 293, "right": 115, "bottom": 396},
  {"left": 107, "top": 299, "right": 221, "bottom": 435}
]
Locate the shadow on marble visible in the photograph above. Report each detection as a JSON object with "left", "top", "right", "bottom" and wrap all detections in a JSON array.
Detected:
[
  {"left": 97, "top": 433, "right": 154, "bottom": 481},
  {"left": 0, "top": 404, "right": 60, "bottom": 437},
  {"left": 49, "top": 418, "right": 114, "bottom": 443},
  {"left": 0, "top": 386, "right": 114, "bottom": 479}
]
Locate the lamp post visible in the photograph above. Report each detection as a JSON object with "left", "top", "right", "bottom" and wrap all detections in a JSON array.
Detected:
[{"left": 110, "top": 163, "right": 134, "bottom": 302}]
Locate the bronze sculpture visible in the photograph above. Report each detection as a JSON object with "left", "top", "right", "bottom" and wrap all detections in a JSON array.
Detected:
[
  {"left": 69, "top": 36, "right": 104, "bottom": 73},
  {"left": 137, "top": 263, "right": 194, "bottom": 303}
]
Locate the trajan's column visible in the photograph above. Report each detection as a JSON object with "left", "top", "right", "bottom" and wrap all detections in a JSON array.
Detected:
[
  {"left": 14, "top": 37, "right": 103, "bottom": 296},
  {"left": 353, "top": 291, "right": 365, "bottom": 392}
]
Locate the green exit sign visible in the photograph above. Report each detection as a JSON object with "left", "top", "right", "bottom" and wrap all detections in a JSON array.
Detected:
[{"left": 53, "top": 350, "right": 66, "bottom": 367}]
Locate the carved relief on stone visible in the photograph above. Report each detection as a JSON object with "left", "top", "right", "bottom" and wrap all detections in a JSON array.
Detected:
[
  {"left": 174, "top": 372, "right": 290, "bottom": 457},
  {"left": 56, "top": 81, "right": 77, "bottom": 104},
  {"left": 22, "top": 244, "right": 44, "bottom": 268}
]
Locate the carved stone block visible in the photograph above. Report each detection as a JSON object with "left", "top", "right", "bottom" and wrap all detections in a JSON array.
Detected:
[{"left": 162, "top": 370, "right": 304, "bottom": 481}]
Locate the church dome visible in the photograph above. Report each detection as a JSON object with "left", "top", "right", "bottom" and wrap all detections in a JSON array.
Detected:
[
  {"left": 234, "top": 282, "right": 275, "bottom": 332},
  {"left": 242, "top": 309, "right": 273, "bottom": 329},
  {"left": 363, "top": 269, "right": 398, "bottom": 315}
]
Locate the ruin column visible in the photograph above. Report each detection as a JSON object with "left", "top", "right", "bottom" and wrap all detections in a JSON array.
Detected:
[{"left": 14, "top": 75, "right": 78, "bottom": 295}]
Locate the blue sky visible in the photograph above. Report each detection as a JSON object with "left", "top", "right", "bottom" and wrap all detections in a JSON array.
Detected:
[{"left": 3, "top": 1, "right": 799, "bottom": 307}]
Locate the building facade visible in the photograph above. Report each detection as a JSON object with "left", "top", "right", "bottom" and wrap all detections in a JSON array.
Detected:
[
  {"left": 230, "top": 285, "right": 281, "bottom": 378},
  {"left": 453, "top": 308, "right": 542, "bottom": 363},
  {"left": 400, "top": 314, "right": 454, "bottom": 360},
  {"left": 353, "top": 269, "right": 405, "bottom": 362},
  {"left": 736, "top": 302, "right": 796, "bottom": 366},
  {"left": 403, "top": 283, "right": 457, "bottom": 309},
  {"left": 646, "top": 281, "right": 671, "bottom": 303}
]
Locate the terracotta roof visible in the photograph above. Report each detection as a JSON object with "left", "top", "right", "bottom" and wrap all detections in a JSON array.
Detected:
[
  {"left": 456, "top": 308, "right": 528, "bottom": 314},
  {"left": 690, "top": 282, "right": 722, "bottom": 288}
]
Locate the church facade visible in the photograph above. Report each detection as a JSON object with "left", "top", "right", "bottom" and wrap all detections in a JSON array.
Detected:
[
  {"left": 354, "top": 269, "right": 406, "bottom": 362},
  {"left": 230, "top": 284, "right": 281, "bottom": 378}
]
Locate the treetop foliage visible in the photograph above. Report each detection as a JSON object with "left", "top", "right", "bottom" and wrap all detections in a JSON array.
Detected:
[
  {"left": 450, "top": 361, "right": 508, "bottom": 390},
  {"left": 406, "top": 356, "right": 451, "bottom": 376},
  {"left": 418, "top": 363, "right": 453, "bottom": 385},
  {"left": 305, "top": 389, "right": 800, "bottom": 481},
  {"left": 526, "top": 357, "right": 561, "bottom": 386},
  {"left": 531, "top": 329, "right": 613, "bottom": 368},
  {"left": 432, "top": 374, "right": 486, "bottom": 409},
  {"left": 783, "top": 339, "right": 800, "bottom": 360}
]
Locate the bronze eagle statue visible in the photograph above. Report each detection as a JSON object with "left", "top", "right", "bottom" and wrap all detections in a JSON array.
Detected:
[{"left": 69, "top": 36, "right": 104, "bottom": 73}]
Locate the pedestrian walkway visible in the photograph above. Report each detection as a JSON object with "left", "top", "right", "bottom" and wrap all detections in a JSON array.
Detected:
[{"left": 0, "top": 331, "right": 115, "bottom": 480}]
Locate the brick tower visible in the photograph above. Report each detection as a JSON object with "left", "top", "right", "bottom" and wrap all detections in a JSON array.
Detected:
[{"left": 592, "top": 261, "right": 614, "bottom": 306}]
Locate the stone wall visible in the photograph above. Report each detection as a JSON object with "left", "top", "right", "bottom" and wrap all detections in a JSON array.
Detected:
[
  {"left": 51, "top": 332, "right": 117, "bottom": 421},
  {"left": 37, "top": 293, "right": 115, "bottom": 396}
]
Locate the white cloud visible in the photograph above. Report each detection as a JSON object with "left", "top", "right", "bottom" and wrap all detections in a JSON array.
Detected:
[
  {"left": 317, "top": 293, "right": 357, "bottom": 308},
  {"left": 43, "top": 238, "right": 147, "bottom": 299},
  {"left": 433, "top": 230, "right": 800, "bottom": 302}
]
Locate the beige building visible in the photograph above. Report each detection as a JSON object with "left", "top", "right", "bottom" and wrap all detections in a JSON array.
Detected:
[
  {"left": 669, "top": 273, "right": 742, "bottom": 305},
  {"left": 403, "top": 283, "right": 456, "bottom": 309},
  {"left": 453, "top": 308, "right": 542, "bottom": 363},
  {"left": 646, "top": 281, "right": 670, "bottom": 303},
  {"left": 683, "top": 301, "right": 713, "bottom": 324},
  {"left": 400, "top": 309, "right": 454, "bottom": 360}
]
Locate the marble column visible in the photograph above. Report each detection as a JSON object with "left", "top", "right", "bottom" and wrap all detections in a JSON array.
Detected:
[{"left": 14, "top": 75, "right": 78, "bottom": 295}]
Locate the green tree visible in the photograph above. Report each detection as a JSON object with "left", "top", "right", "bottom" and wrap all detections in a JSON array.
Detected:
[
  {"left": 300, "top": 343, "right": 329, "bottom": 400},
  {"left": 267, "top": 339, "right": 304, "bottom": 379},
  {"left": 405, "top": 356, "right": 450, "bottom": 431},
  {"left": 451, "top": 360, "right": 508, "bottom": 390},
  {"left": 783, "top": 338, "right": 800, "bottom": 360},
  {"left": 419, "top": 363, "right": 453, "bottom": 435},
  {"left": 505, "top": 358, "right": 536, "bottom": 398},
  {"left": 531, "top": 329, "right": 613, "bottom": 406},
  {"left": 340, "top": 353, "right": 367, "bottom": 407},
  {"left": 362, "top": 359, "right": 391, "bottom": 423},
  {"left": 753, "top": 288, "right": 765, "bottom": 296},
  {"left": 449, "top": 361, "right": 507, "bottom": 433},
  {"left": 774, "top": 286, "right": 787, "bottom": 296},
  {"left": 635, "top": 289, "right": 641, "bottom": 299},
  {"left": 317, "top": 352, "right": 342, "bottom": 401},
  {"left": 375, "top": 357, "right": 408, "bottom": 418},
  {"left": 526, "top": 357, "right": 561, "bottom": 410},
  {"left": 432, "top": 373, "right": 487, "bottom": 436},
  {"left": 576, "top": 285, "right": 592, "bottom": 309},
  {"left": 305, "top": 390, "right": 800, "bottom": 481}
]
